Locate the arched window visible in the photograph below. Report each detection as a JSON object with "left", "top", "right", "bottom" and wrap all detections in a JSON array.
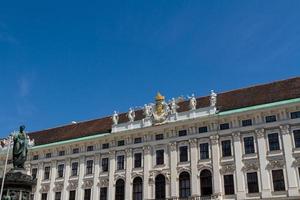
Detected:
[
  {"left": 115, "top": 179, "right": 125, "bottom": 200},
  {"left": 179, "top": 172, "right": 191, "bottom": 198},
  {"left": 155, "top": 174, "right": 166, "bottom": 199},
  {"left": 133, "top": 177, "right": 143, "bottom": 200},
  {"left": 200, "top": 169, "right": 213, "bottom": 196}
]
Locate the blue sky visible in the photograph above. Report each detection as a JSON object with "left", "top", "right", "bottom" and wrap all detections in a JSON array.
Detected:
[{"left": 0, "top": 1, "right": 299, "bottom": 137}]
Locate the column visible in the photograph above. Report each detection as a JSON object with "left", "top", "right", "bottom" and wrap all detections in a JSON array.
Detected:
[
  {"left": 49, "top": 160, "right": 57, "bottom": 200},
  {"left": 169, "top": 142, "right": 178, "bottom": 198},
  {"left": 143, "top": 145, "right": 151, "bottom": 200},
  {"left": 35, "top": 162, "right": 44, "bottom": 200},
  {"left": 63, "top": 158, "right": 71, "bottom": 200},
  {"left": 210, "top": 135, "right": 222, "bottom": 199},
  {"left": 93, "top": 154, "right": 101, "bottom": 199},
  {"left": 232, "top": 132, "right": 246, "bottom": 199},
  {"left": 189, "top": 138, "right": 199, "bottom": 196},
  {"left": 108, "top": 150, "right": 116, "bottom": 200},
  {"left": 77, "top": 156, "right": 85, "bottom": 200},
  {"left": 280, "top": 125, "right": 299, "bottom": 196},
  {"left": 255, "top": 128, "right": 272, "bottom": 198},
  {"left": 125, "top": 148, "right": 133, "bottom": 200}
]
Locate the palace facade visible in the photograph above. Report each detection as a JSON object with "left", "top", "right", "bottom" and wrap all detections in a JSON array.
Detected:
[{"left": 1, "top": 77, "right": 300, "bottom": 200}]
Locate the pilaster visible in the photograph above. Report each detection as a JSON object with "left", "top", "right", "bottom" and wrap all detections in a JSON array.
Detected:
[
  {"left": 189, "top": 138, "right": 199, "bottom": 196},
  {"left": 49, "top": 160, "right": 57, "bottom": 200},
  {"left": 210, "top": 135, "right": 222, "bottom": 199},
  {"left": 125, "top": 148, "right": 132, "bottom": 200},
  {"left": 62, "top": 158, "right": 71, "bottom": 200},
  {"left": 169, "top": 142, "right": 178, "bottom": 197},
  {"left": 35, "top": 162, "right": 44, "bottom": 200},
  {"left": 143, "top": 145, "right": 151, "bottom": 199},
  {"left": 77, "top": 156, "right": 85, "bottom": 200},
  {"left": 108, "top": 150, "right": 116, "bottom": 200},
  {"left": 93, "top": 154, "right": 101, "bottom": 200}
]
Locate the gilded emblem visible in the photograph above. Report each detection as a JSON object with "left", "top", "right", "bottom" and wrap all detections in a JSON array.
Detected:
[{"left": 152, "top": 92, "right": 169, "bottom": 124}]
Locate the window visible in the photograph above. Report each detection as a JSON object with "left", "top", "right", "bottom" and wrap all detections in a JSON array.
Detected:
[
  {"left": 178, "top": 130, "right": 187, "bottom": 137},
  {"left": 118, "top": 140, "right": 125, "bottom": 146},
  {"left": 222, "top": 140, "right": 232, "bottom": 157},
  {"left": 84, "top": 189, "right": 91, "bottom": 200},
  {"left": 200, "top": 170, "right": 212, "bottom": 196},
  {"left": 30, "top": 194, "right": 34, "bottom": 200},
  {"left": 266, "top": 115, "right": 277, "bottom": 123},
  {"left": 244, "top": 136, "right": 255, "bottom": 154},
  {"left": 294, "top": 130, "right": 300, "bottom": 148},
  {"left": 100, "top": 187, "right": 107, "bottom": 200},
  {"left": 199, "top": 126, "right": 208, "bottom": 133},
  {"left": 242, "top": 119, "right": 252, "bottom": 127},
  {"left": 117, "top": 155, "right": 125, "bottom": 170},
  {"left": 134, "top": 137, "right": 142, "bottom": 144},
  {"left": 69, "top": 191, "right": 76, "bottom": 200},
  {"left": 57, "top": 164, "right": 64, "bottom": 178},
  {"left": 45, "top": 153, "right": 51, "bottom": 158},
  {"left": 87, "top": 145, "right": 94, "bottom": 152},
  {"left": 33, "top": 155, "right": 39, "bottom": 160},
  {"left": 55, "top": 192, "right": 61, "bottom": 200},
  {"left": 31, "top": 168, "right": 37, "bottom": 179},
  {"left": 220, "top": 123, "right": 229, "bottom": 130},
  {"left": 156, "top": 134, "right": 164, "bottom": 140},
  {"left": 72, "top": 148, "right": 79, "bottom": 154},
  {"left": 86, "top": 160, "right": 93, "bottom": 175},
  {"left": 247, "top": 172, "right": 259, "bottom": 193},
  {"left": 134, "top": 153, "right": 142, "bottom": 168},
  {"left": 102, "top": 143, "right": 109, "bottom": 149},
  {"left": 71, "top": 162, "right": 78, "bottom": 176},
  {"left": 179, "top": 172, "right": 191, "bottom": 198},
  {"left": 156, "top": 150, "right": 164, "bottom": 165},
  {"left": 155, "top": 174, "right": 166, "bottom": 199},
  {"left": 133, "top": 177, "right": 143, "bottom": 200},
  {"left": 44, "top": 166, "right": 50, "bottom": 180},
  {"left": 224, "top": 174, "right": 235, "bottom": 195},
  {"left": 179, "top": 146, "right": 188, "bottom": 162},
  {"left": 115, "top": 179, "right": 125, "bottom": 200},
  {"left": 41, "top": 193, "right": 47, "bottom": 200},
  {"left": 58, "top": 151, "right": 65, "bottom": 156},
  {"left": 272, "top": 169, "right": 285, "bottom": 191},
  {"left": 102, "top": 158, "right": 109, "bottom": 172},
  {"left": 200, "top": 143, "right": 209, "bottom": 160},
  {"left": 268, "top": 133, "right": 280, "bottom": 151},
  {"left": 291, "top": 111, "right": 300, "bottom": 119}
]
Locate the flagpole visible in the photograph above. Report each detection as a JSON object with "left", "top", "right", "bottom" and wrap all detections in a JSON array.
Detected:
[{"left": 0, "top": 135, "right": 12, "bottom": 199}]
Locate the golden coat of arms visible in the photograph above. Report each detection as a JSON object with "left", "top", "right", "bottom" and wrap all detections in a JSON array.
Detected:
[{"left": 152, "top": 92, "right": 169, "bottom": 124}]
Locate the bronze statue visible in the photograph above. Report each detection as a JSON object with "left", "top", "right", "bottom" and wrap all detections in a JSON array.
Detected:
[{"left": 12, "top": 125, "right": 28, "bottom": 169}]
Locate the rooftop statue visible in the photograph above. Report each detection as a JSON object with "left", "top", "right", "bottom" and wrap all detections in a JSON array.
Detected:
[
  {"left": 210, "top": 90, "right": 217, "bottom": 107},
  {"left": 169, "top": 98, "right": 179, "bottom": 114},
  {"left": 143, "top": 104, "right": 152, "bottom": 118},
  {"left": 12, "top": 125, "right": 28, "bottom": 169},
  {"left": 188, "top": 93, "right": 197, "bottom": 110},
  {"left": 112, "top": 111, "right": 119, "bottom": 125},
  {"left": 127, "top": 108, "right": 135, "bottom": 123}
]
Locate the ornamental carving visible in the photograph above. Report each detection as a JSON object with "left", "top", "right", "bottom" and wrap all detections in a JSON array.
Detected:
[
  {"left": 197, "top": 163, "right": 212, "bottom": 173},
  {"left": 68, "top": 180, "right": 78, "bottom": 190},
  {"left": 232, "top": 132, "right": 240, "bottom": 142},
  {"left": 210, "top": 135, "right": 219, "bottom": 145},
  {"left": 280, "top": 124, "right": 290, "bottom": 135},
  {"left": 131, "top": 171, "right": 143, "bottom": 181},
  {"left": 177, "top": 166, "right": 191, "bottom": 175},
  {"left": 40, "top": 184, "right": 50, "bottom": 193},
  {"left": 220, "top": 164, "right": 235, "bottom": 174},
  {"left": 114, "top": 173, "right": 125, "bottom": 181},
  {"left": 267, "top": 159, "right": 284, "bottom": 170},
  {"left": 169, "top": 142, "right": 177, "bottom": 151},
  {"left": 189, "top": 138, "right": 198, "bottom": 148},
  {"left": 54, "top": 182, "right": 64, "bottom": 191},
  {"left": 292, "top": 157, "right": 300, "bottom": 167},
  {"left": 82, "top": 179, "right": 93, "bottom": 188},
  {"left": 98, "top": 178, "right": 109, "bottom": 187},
  {"left": 242, "top": 160, "right": 259, "bottom": 172},
  {"left": 109, "top": 150, "right": 115, "bottom": 157},
  {"left": 143, "top": 145, "right": 151, "bottom": 154},
  {"left": 149, "top": 169, "right": 171, "bottom": 184},
  {"left": 125, "top": 148, "right": 132, "bottom": 157},
  {"left": 152, "top": 92, "right": 170, "bottom": 124},
  {"left": 255, "top": 128, "right": 265, "bottom": 138}
]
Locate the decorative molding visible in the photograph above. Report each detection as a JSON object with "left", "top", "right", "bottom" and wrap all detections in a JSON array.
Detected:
[
  {"left": 232, "top": 132, "right": 240, "bottom": 142},
  {"left": 54, "top": 182, "right": 64, "bottom": 192},
  {"left": 82, "top": 179, "right": 93, "bottom": 189},
  {"left": 148, "top": 169, "right": 171, "bottom": 184},
  {"left": 169, "top": 142, "right": 177, "bottom": 151},
  {"left": 98, "top": 178, "right": 109, "bottom": 187},
  {"left": 40, "top": 184, "right": 50, "bottom": 193},
  {"left": 189, "top": 138, "right": 198, "bottom": 148},
  {"left": 197, "top": 163, "right": 213, "bottom": 174},
  {"left": 292, "top": 157, "right": 300, "bottom": 167},
  {"left": 125, "top": 148, "right": 132, "bottom": 157},
  {"left": 210, "top": 135, "right": 219, "bottom": 145},
  {"left": 176, "top": 166, "right": 191, "bottom": 175},
  {"left": 109, "top": 150, "right": 115, "bottom": 158},
  {"left": 68, "top": 180, "right": 78, "bottom": 190},
  {"left": 280, "top": 124, "right": 290, "bottom": 135},
  {"left": 143, "top": 145, "right": 151, "bottom": 154},
  {"left": 114, "top": 172, "right": 126, "bottom": 181},
  {"left": 267, "top": 158, "right": 285, "bottom": 170},
  {"left": 242, "top": 160, "right": 259, "bottom": 172},
  {"left": 131, "top": 171, "right": 144, "bottom": 181},
  {"left": 255, "top": 128, "right": 265, "bottom": 138},
  {"left": 220, "top": 164, "right": 235, "bottom": 174}
]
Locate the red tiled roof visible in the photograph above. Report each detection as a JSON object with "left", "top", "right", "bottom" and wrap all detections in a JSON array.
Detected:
[{"left": 29, "top": 77, "right": 300, "bottom": 146}]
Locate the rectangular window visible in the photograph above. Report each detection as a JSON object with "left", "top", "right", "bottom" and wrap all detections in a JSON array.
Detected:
[
  {"left": 291, "top": 111, "right": 300, "bottom": 119},
  {"left": 134, "top": 153, "right": 142, "bottom": 168},
  {"left": 33, "top": 155, "right": 39, "bottom": 160},
  {"left": 118, "top": 140, "right": 125, "bottom": 146},
  {"left": 87, "top": 145, "right": 94, "bottom": 152},
  {"left": 179, "top": 146, "right": 188, "bottom": 162},
  {"left": 100, "top": 187, "right": 108, "bottom": 200},
  {"left": 102, "top": 143, "right": 109, "bottom": 149},
  {"left": 268, "top": 133, "right": 280, "bottom": 151},
  {"left": 45, "top": 153, "right": 52, "bottom": 158},
  {"left": 178, "top": 130, "right": 187, "bottom": 137},
  {"left": 69, "top": 191, "right": 76, "bottom": 200},
  {"left": 58, "top": 151, "right": 65, "bottom": 156},
  {"left": 71, "top": 162, "right": 78, "bottom": 176},
  {"left": 224, "top": 174, "right": 235, "bottom": 195},
  {"left": 86, "top": 160, "right": 93, "bottom": 175},
  {"left": 247, "top": 172, "right": 259, "bottom": 193},
  {"left": 156, "top": 134, "right": 164, "bottom": 140},
  {"left": 134, "top": 137, "right": 142, "bottom": 144},
  {"left": 244, "top": 136, "right": 255, "bottom": 154},
  {"left": 84, "top": 189, "right": 91, "bottom": 200},
  {"left": 117, "top": 155, "right": 125, "bottom": 170},
  {"left": 199, "top": 126, "right": 208, "bottom": 133},
  {"left": 272, "top": 169, "right": 285, "bottom": 191},
  {"left": 41, "top": 193, "right": 47, "bottom": 200},
  {"left": 220, "top": 123, "right": 229, "bottom": 130},
  {"left": 265, "top": 115, "right": 277, "bottom": 123},
  {"left": 200, "top": 143, "right": 209, "bottom": 160},
  {"left": 222, "top": 140, "right": 232, "bottom": 157},
  {"left": 31, "top": 168, "right": 37, "bottom": 179},
  {"left": 57, "top": 164, "right": 64, "bottom": 178},
  {"left": 44, "top": 166, "right": 50, "bottom": 180},
  {"left": 156, "top": 150, "right": 164, "bottom": 165},
  {"left": 55, "top": 192, "right": 61, "bottom": 200},
  {"left": 294, "top": 130, "right": 300, "bottom": 148},
  {"left": 242, "top": 119, "right": 252, "bottom": 127},
  {"left": 102, "top": 158, "right": 109, "bottom": 172},
  {"left": 72, "top": 148, "right": 79, "bottom": 154}
]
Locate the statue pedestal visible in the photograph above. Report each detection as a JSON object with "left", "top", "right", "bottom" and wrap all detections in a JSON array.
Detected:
[{"left": 0, "top": 169, "right": 36, "bottom": 200}]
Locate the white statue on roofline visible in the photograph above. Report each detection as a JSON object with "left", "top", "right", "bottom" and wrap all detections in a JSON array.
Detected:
[
  {"left": 112, "top": 111, "right": 119, "bottom": 125},
  {"left": 127, "top": 108, "right": 135, "bottom": 122}
]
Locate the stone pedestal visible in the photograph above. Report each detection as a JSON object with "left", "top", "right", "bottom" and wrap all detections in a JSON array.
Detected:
[{"left": 0, "top": 170, "right": 36, "bottom": 200}]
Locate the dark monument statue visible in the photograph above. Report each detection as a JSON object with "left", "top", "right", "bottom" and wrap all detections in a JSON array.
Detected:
[{"left": 0, "top": 126, "right": 36, "bottom": 200}]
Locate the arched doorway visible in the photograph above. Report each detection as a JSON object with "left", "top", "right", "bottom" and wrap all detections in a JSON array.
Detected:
[
  {"left": 200, "top": 169, "right": 213, "bottom": 196},
  {"left": 115, "top": 179, "right": 125, "bottom": 200},
  {"left": 179, "top": 172, "right": 191, "bottom": 198},
  {"left": 132, "top": 177, "right": 143, "bottom": 200},
  {"left": 155, "top": 174, "right": 166, "bottom": 199}
]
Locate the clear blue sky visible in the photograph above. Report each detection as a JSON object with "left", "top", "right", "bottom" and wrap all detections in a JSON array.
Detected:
[{"left": 0, "top": 1, "right": 299, "bottom": 137}]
